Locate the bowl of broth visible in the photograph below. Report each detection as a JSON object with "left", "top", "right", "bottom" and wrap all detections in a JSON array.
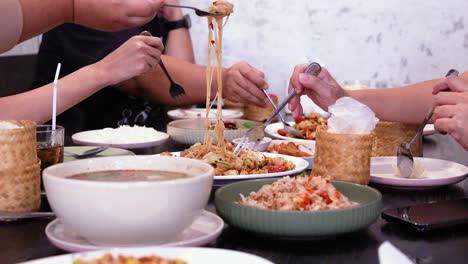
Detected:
[{"left": 43, "top": 155, "right": 214, "bottom": 247}]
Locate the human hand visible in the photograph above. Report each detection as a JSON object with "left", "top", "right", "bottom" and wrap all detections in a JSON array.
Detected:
[
  {"left": 94, "top": 35, "right": 164, "bottom": 86},
  {"left": 223, "top": 62, "right": 269, "bottom": 107},
  {"left": 73, "top": 0, "right": 165, "bottom": 31},
  {"left": 433, "top": 75, "right": 468, "bottom": 150},
  {"left": 159, "top": 0, "right": 184, "bottom": 21},
  {"left": 288, "top": 64, "right": 347, "bottom": 117}
]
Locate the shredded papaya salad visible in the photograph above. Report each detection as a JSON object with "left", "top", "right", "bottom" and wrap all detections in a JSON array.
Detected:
[{"left": 238, "top": 176, "right": 356, "bottom": 211}]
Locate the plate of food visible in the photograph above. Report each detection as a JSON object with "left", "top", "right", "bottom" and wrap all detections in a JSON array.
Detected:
[
  {"left": 19, "top": 246, "right": 273, "bottom": 264},
  {"left": 370, "top": 157, "right": 468, "bottom": 188},
  {"left": 168, "top": 108, "right": 243, "bottom": 120},
  {"left": 167, "top": 119, "right": 260, "bottom": 145},
  {"left": 159, "top": 143, "right": 308, "bottom": 182},
  {"left": 266, "top": 140, "right": 315, "bottom": 169},
  {"left": 215, "top": 176, "right": 382, "bottom": 240},
  {"left": 72, "top": 126, "right": 169, "bottom": 150},
  {"left": 264, "top": 113, "right": 327, "bottom": 143}
]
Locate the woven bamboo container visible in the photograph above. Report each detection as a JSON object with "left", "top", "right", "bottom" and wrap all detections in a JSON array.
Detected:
[
  {"left": 312, "top": 126, "right": 374, "bottom": 185},
  {"left": 0, "top": 160, "right": 41, "bottom": 213},
  {"left": 244, "top": 94, "right": 278, "bottom": 122},
  {"left": 0, "top": 120, "right": 37, "bottom": 170},
  {"left": 372, "top": 121, "right": 423, "bottom": 157}
]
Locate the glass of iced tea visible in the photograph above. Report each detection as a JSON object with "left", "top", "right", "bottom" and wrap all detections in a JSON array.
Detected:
[{"left": 36, "top": 125, "right": 65, "bottom": 175}]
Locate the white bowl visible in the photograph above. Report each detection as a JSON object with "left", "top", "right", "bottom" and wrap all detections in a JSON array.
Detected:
[
  {"left": 232, "top": 137, "right": 272, "bottom": 152},
  {"left": 43, "top": 156, "right": 214, "bottom": 247},
  {"left": 267, "top": 140, "right": 315, "bottom": 169},
  {"left": 167, "top": 119, "right": 260, "bottom": 145}
]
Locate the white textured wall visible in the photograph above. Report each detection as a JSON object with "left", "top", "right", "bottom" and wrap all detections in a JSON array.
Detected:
[{"left": 184, "top": 0, "right": 468, "bottom": 102}]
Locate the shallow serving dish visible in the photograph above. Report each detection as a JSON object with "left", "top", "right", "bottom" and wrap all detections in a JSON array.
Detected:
[
  {"left": 167, "top": 119, "right": 261, "bottom": 145},
  {"left": 43, "top": 156, "right": 214, "bottom": 247},
  {"left": 215, "top": 178, "right": 382, "bottom": 240}
]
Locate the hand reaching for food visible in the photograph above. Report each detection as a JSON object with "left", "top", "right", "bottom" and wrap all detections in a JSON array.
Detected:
[
  {"left": 433, "top": 73, "right": 468, "bottom": 150},
  {"left": 93, "top": 35, "right": 164, "bottom": 86},
  {"left": 224, "top": 62, "right": 269, "bottom": 107},
  {"left": 288, "top": 64, "right": 348, "bottom": 117},
  {"left": 73, "top": 0, "right": 165, "bottom": 31}
]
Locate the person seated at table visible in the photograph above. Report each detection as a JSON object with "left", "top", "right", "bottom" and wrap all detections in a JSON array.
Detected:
[
  {"left": 32, "top": 1, "right": 268, "bottom": 137},
  {"left": 0, "top": 0, "right": 166, "bottom": 125},
  {"left": 287, "top": 64, "right": 468, "bottom": 150}
]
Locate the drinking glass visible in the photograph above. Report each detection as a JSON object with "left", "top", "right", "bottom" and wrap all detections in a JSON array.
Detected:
[{"left": 36, "top": 125, "right": 64, "bottom": 173}]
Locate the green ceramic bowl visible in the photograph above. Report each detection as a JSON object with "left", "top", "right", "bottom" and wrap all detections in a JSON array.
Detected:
[{"left": 215, "top": 178, "right": 382, "bottom": 240}]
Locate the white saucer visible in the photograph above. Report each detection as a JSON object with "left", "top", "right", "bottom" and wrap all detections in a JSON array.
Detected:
[
  {"left": 370, "top": 157, "right": 468, "bottom": 189},
  {"left": 46, "top": 210, "right": 224, "bottom": 252}
]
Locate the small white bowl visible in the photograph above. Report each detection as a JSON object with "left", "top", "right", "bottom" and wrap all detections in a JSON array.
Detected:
[
  {"left": 43, "top": 156, "right": 214, "bottom": 247},
  {"left": 167, "top": 119, "right": 261, "bottom": 145},
  {"left": 232, "top": 137, "right": 272, "bottom": 152}
]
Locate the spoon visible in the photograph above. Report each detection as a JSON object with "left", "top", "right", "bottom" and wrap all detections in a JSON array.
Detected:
[
  {"left": 396, "top": 69, "right": 459, "bottom": 178},
  {"left": 64, "top": 146, "right": 109, "bottom": 159},
  {"left": 233, "top": 62, "right": 321, "bottom": 155},
  {"left": 262, "top": 90, "right": 305, "bottom": 139},
  {"left": 0, "top": 211, "right": 55, "bottom": 221}
]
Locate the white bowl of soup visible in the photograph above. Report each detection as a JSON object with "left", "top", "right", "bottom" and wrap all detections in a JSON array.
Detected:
[{"left": 43, "top": 155, "right": 214, "bottom": 247}]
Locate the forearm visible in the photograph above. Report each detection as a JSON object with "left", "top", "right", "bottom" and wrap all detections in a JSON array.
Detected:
[
  {"left": 18, "top": 0, "right": 72, "bottom": 42},
  {"left": 349, "top": 79, "right": 440, "bottom": 123},
  {"left": 135, "top": 55, "right": 221, "bottom": 106},
  {"left": 165, "top": 29, "right": 195, "bottom": 63},
  {"left": 0, "top": 65, "right": 109, "bottom": 124}
]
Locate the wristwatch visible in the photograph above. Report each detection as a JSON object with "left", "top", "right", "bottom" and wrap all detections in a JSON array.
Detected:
[{"left": 165, "top": 14, "right": 191, "bottom": 31}]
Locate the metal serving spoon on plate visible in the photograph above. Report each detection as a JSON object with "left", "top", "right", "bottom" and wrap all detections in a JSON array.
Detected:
[
  {"left": 262, "top": 90, "right": 305, "bottom": 139},
  {"left": 233, "top": 62, "right": 322, "bottom": 155},
  {"left": 0, "top": 211, "right": 55, "bottom": 221},
  {"left": 396, "top": 69, "right": 459, "bottom": 178},
  {"left": 64, "top": 146, "right": 109, "bottom": 159}
]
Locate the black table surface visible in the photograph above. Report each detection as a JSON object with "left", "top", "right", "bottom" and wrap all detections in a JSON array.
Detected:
[{"left": 1, "top": 134, "right": 468, "bottom": 264}]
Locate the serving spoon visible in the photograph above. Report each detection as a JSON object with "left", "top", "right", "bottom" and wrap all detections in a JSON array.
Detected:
[
  {"left": 396, "top": 69, "right": 459, "bottom": 178},
  {"left": 64, "top": 146, "right": 109, "bottom": 159},
  {"left": 233, "top": 62, "right": 321, "bottom": 155}
]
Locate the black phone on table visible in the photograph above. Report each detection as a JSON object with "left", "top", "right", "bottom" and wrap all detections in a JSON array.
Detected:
[{"left": 381, "top": 198, "right": 468, "bottom": 231}]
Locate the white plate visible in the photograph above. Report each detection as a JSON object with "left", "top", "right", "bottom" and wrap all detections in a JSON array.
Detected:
[
  {"left": 266, "top": 140, "right": 315, "bottom": 170},
  {"left": 168, "top": 108, "right": 243, "bottom": 120},
  {"left": 45, "top": 211, "right": 223, "bottom": 252},
  {"left": 20, "top": 247, "right": 273, "bottom": 264},
  {"left": 370, "top": 157, "right": 468, "bottom": 188},
  {"left": 423, "top": 124, "right": 436, "bottom": 136},
  {"left": 264, "top": 122, "right": 316, "bottom": 144},
  {"left": 161, "top": 152, "right": 308, "bottom": 181},
  {"left": 72, "top": 128, "right": 169, "bottom": 150}
]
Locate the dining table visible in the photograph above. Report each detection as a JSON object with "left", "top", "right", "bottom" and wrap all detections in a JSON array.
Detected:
[{"left": 1, "top": 130, "right": 468, "bottom": 264}]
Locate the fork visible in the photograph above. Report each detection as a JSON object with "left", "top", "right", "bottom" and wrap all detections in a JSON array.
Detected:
[
  {"left": 163, "top": 4, "right": 222, "bottom": 17},
  {"left": 396, "top": 69, "right": 459, "bottom": 178},
  {"left": 262, "top": 90, "right": 305, "bottom": 139},
  {"left": 140, "top": 31, "right": 186, "bottom": 99},
  {"left": 160, "top": 59, "right": 186, "bottom": 98},
  {"left": 233, "top": 62, "right": 322, "bottom": 156}
]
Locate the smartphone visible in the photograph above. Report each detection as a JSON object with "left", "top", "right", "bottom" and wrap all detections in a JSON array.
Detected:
[{"left": 381, "top": 198, "right": 468, "bottom": 231}]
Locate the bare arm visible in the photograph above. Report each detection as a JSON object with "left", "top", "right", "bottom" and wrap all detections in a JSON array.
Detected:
[
  {"left": 289, "top": 65, "right": 468, "bottom": 124},
  {"left": 161, "top": 3, "right": 195, "bottom": 63},
  {"left": 0, "top": 65, "right": 108, "bottom": 124},
  {"left": 0, "top": 35, "right": 163, "bottom": 124},
  {"left": 121, "top": 55, "right": 268, "bottom": 107}
]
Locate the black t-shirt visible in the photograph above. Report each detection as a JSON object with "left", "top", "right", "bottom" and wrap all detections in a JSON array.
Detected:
[{"left": 32, "top": 18, "right": 170, "bottom": 144}]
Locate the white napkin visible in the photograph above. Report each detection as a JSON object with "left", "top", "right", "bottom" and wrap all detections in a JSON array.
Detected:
[{"left": 378, "top": 241, "right": 413, "bottom": 264}]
